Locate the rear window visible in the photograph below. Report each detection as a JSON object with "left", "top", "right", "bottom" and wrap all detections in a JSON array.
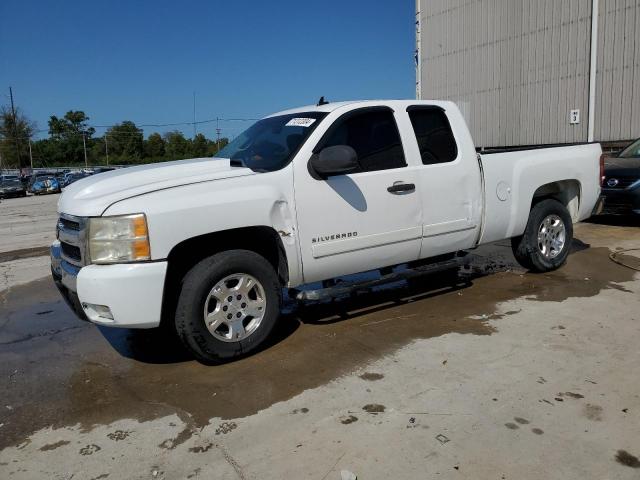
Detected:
[{"left": 407, "top": 107, "right": 458, "bottom": 165}]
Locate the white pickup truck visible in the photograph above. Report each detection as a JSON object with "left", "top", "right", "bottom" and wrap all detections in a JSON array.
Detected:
[{"left": 51, "top": 100, "right": 602, "bottom": 362}]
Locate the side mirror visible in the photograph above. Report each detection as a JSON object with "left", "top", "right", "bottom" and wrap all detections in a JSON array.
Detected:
[{"left": 309, "top": 145, "right": 359, "bottom": 178}]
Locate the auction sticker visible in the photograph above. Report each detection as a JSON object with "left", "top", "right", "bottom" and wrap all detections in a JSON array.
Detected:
[{"left": 285, "top": 117, "right": 316, "bottom": 127}]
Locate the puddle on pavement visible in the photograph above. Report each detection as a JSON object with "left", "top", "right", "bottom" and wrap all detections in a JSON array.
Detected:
[
  {"left": 610, "top": 251, "right": 640, "bottom": 271},
  {"left": 0, "top": 241, "right": 636, "bottom": 450}
]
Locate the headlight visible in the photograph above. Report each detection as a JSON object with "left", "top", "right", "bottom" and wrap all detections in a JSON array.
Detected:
[{"left": 88, "top": 214, "right": 151, "bottom": 264}]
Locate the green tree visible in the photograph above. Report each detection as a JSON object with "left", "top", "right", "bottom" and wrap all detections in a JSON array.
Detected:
[
  {"left": 90, "top": 140, "right": 107, "bottom": 165},
  {"left": 48, "top": 111, "right": 95, "bottom": 139},
  {"left": 31, "top": 138, "right": 65, "bottom": 167},
  {"left": 208, "top": 137, "right": 229, "bottom": 157},
  {"left": 105, "top": 121, "right": 143, "bottom": 163},
  {"left": 191, "top": 133, "right": 208, "bottom": 157},
  {"left": 144, "top": 132, "right": 165, "bottom": 158},
  {"left": 164, "top": 130, "right": 189, "bottom": 158},
  {"left": 0, "top": 106, "right": 35, "bottom": 169},
  {"left": 47, "top": 111, "right": 95, "bottom": 166}
]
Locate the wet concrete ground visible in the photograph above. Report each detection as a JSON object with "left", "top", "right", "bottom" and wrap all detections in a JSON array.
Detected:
[{"left": 1, "top": 219, "right": 639, "bottom": 479}]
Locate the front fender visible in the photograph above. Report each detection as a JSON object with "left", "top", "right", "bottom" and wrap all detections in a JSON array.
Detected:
[{"left": 103, "top": 168, "right": 302, "bottom": 285}]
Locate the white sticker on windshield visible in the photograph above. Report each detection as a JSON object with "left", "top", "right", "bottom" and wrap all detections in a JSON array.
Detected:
[{"left": 285, "top": 117, "right": 316, "bottom": 127}]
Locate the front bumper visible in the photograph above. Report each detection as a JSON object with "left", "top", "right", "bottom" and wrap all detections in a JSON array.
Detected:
[
  {"left": 601, "top": 187, "right": 640, "bottom": 215},
  {"left": 51, "top": 241, "right": 168, "bottom": 328}
]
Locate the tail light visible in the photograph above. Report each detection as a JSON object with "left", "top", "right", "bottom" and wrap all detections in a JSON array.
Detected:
[{"left": 599, "top": 153, "right": 606, "bottom": 186}]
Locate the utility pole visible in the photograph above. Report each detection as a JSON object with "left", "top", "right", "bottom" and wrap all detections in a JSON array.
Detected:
[
  {"left": 82, "top": 132, "right": 88, "bottom": 168},
  {"left": 415, "top": 0, "right": 421, "bottom": 100},
  {"left": 216, "top": 117, "right": 221, "bottom": 151},
  {"left": 105, "top": 134, "right": 109, "bottom": 165},
  {"left": 28, "top": 140, "right": 33, "bottom": 170},
  {"left": 9, "top": 87, "right": 23, "bottom": 168},
  {"left": 192, "top": 91, "right": 197, "bottom": 138}
]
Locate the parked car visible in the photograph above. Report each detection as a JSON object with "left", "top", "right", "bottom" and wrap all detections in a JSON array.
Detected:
[
  {"left": 62, "top": 172, "right": 90, "bottom": 187},
  {"left": 31, "top": 176, "right": 61, "bottom": 195},
  {"left": 51, "top": 100, "right": 602, "bottom": 362},
  {"left": 601, "top": 137, "right": 640, "bottom": 215},
  {"left": 0, "top": 179, "right": 27, "bottom": 198},
  {"left": 28, "top": 172, "right": 56, "bottom": 192}
]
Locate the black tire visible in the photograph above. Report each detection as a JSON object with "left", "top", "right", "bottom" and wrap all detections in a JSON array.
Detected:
[
  {"left": 174, "top": 249, "right": 282, "bottom": 363},
  {"left": 511, "top": 199, "right": 573, "bottom": 272}
]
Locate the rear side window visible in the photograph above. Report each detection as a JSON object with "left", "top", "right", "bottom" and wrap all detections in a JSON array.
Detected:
[
  {"left": 320, "top": 109, "right": 406, "bottom": 172},
  {"left": 407, "top": 108, "right": 458, "bottom": 165}
]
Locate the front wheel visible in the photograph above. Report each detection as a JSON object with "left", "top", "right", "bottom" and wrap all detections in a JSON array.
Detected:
[
  {"left": 174, "top": 249, "right": 282, "bottom": 363},
  {"left": 511, "top": 199, "right": 573, "bottom": 272}
]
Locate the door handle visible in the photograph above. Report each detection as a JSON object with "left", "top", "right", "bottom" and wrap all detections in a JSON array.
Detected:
[{"left": 387, "top": 182, "right": 416, "bottom": 193}]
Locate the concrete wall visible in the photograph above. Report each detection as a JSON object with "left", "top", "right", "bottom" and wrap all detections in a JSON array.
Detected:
[
  {"left": 594, "top": 0, "right": 640, "bottom": 142},
  {"left": 418, "top": 0, "right": 640, "bottom": 148}
]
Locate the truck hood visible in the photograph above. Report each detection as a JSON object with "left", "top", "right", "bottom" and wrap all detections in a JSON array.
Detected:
[{"left": 58, "top": 157, "right": 254, "bottom": 216}]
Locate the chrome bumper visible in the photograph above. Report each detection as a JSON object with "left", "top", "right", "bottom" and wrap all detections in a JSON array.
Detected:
[
  {"left": 51, "top": 241, "right": 87, "bottom": 321},
  {"left": 51, "top": 241, "right": 81, "bottom": 292}
]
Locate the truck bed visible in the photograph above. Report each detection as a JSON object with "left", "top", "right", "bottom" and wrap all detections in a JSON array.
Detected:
[{"left": 478, "top": 143, "right": 602, "bottom": 245}]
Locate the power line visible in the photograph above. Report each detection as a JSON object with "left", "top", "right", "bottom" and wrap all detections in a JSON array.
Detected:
[
  {"left": 89, "top": 116, "right": 259, "bottom": 129},
  {"left": 2, "top": 129, "right": 235, "bottom": 142},
  {"left": 2, "top": 119, "right": 254, "bottom": 141},
  {"left": 2, "top": 116, "right": 260, "bottom": 138}
]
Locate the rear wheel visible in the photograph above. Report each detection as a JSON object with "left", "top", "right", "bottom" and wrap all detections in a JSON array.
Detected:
[
  {"left": 511, "top": 199, "right": 573, "bottom": 272},
  {"left": 174, "top": 249, "right": 281, "bottom": 363}
]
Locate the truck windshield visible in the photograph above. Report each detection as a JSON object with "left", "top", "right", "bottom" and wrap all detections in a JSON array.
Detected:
[
  {"left": 619, "top": 138, "right": 640, "bottom": 158},
  {"left": 216, "top": 112, "right": 327, "bottom": 172}
]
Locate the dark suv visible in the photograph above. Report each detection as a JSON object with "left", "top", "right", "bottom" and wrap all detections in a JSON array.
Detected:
[
  {"left": 0, "top": 179, "right": 27, "bottom": 198},
  {"left": 601, "top": 138, "right": 640, "bottom": 215}
]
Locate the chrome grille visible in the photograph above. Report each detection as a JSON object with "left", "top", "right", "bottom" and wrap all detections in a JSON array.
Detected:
[
  {"left": 61, "top": 242, "right": 81, "bottom": 261},
  {"left": 59, "top": 217, "right": 80, "bottom": 231},
  {"left": 57, "top": 214, "right": 88, "bottom": 267}
]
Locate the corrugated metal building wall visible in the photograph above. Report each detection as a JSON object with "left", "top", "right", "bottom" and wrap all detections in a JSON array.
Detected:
[{"left": 417, "top": 0, "right": 640, "bottom": 148}]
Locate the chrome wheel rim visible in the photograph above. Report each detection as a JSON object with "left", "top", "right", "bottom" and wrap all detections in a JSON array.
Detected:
[
  {"left": 203, "top": 273, "right": 266, "bottom": 342},
  {"left": 537, "top": 214, "right": 566, "bottom": 259}
]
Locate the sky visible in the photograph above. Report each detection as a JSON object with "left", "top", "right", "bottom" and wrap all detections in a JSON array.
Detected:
[{"left": 0, "top": 0, "right": 416, "bottom": 140}]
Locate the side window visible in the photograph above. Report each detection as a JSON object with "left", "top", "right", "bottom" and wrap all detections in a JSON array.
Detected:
[
  {"left": 407, "top": 108, "right": 458, "bottom": 165},
  {"left": 321, "top": 109, "right": 406, "bottom": 172}
]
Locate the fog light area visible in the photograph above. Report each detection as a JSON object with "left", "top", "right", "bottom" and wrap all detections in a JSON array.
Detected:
[{"left": 82, "top": 303, "right": 115, "bottom": 323}]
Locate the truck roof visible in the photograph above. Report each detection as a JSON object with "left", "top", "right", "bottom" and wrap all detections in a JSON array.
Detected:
[{"left": 267, "top": 99, "right": 455, "bottom": 118}]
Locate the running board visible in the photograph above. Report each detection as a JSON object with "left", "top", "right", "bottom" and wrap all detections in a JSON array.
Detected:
[{"left": 296, "top": 253, "right": 471, "bottom": 302}]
